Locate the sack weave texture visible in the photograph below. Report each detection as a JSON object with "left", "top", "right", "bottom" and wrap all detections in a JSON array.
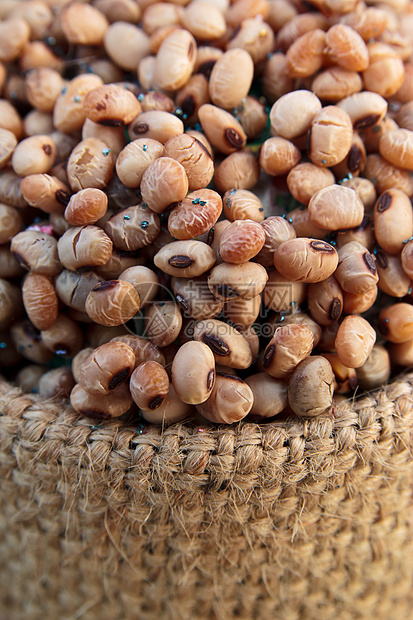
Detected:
[{"left": 1, "top": 373, "right": 413, "bottom": 620}]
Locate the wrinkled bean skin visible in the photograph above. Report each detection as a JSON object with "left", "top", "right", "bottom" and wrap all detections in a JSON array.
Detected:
[
  {"left": 168, "top": 189, "right": 222, "bottom": 240},
  {"left": 193, "top": 319, "right": 253, "bottom": 369},
  {"left": 145, "top": 302, "right": 182, "bottom": 347},
  {"left": 307, "top": 277, "right": 343, "bottom": 326},
  {"left": 335, "top": 241, "right": 378, "bottom": 295},
  {"left": 274, "top": 238, "right": 338, "bottom": 283},
  {"left": 111, "top": 335, "right": 165, "bottom": 368},
  {"left": 288, "top": 356, "right": 334, "bottom": 417},
  {"left": 223, "top": 189, "right": 265, "bottom": 223},
  {"left": 85, "top": 279, "right": 140, "bottom": 327},
  {"left": 105, "top": 204, "right": 160, "bottom": 252},
  {"left": 67, "top": 138, "right": 114, "bottom": 192},
  {"left": 219, "top": 220, "right": 265, "bottom": 264},
  {"left": 70, "top": 382, "right": 132, "bottom": 420},
  {"left": 116, "top": 138, "right": 164, "bottom": 188},
  {"left": 335, "top": 315, "right": 376, "bottom": 367},
  {"left": 263, "top": 324, "right": 314, "bottom": 379},
  {"left": 208, "top": 261, "right": 268, "bottom": 300},
  {"left": 79, "top": 341, "right": 135, "bottom": 395},
  {"left": 196, "top": 372, "right": 253, "bottom": 424},
  {"left": 130, "top": 361, "right": 170, "bottom": 411},
  {"left": 140, "top": 157, "right": 188, "bottom": 214},
  {"left": 83, "top": 84, "right": 142, "bottom": 126},
  {"left": 308, "top": 185, "right": 364, "bottom": 231},
  {"left": 22, "top": 273, "right": 58, "bottom": 331}
]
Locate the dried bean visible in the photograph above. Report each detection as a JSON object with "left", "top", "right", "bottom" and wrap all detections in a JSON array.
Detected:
[
  {"left": 110, "top": 334, "right": 165, "bottom": 368},
  {"left": 198, "top": 104, "right": 246, "bottom": 155},
  {"left": 287, "top": 163, "right": 335, "bottom": 206},
  {"left": 288, "top": 356, "right": 334, "bottom": 417},
  {"left": 375, "top": 249, "right": 411, "bottom": 298},
  {"left": 105, "top": 204, "right": 160, "bottom": 251},
  {"left": 70, "top": 382, "right": 132, "bottom": 420},
  {"left": 337, "top": 91, "right": 387, "bottom": 130},
  {"left": 378, "top": 303, "right": 413, "bottom": 344},
  {"left": 219, "top": 219, "right": 265, "bottom": 264},
  {"left": 85, "top": 279, "right": 140, "bottom": 326},
  {"left": 193, "top": 318, "right": 253, "bottom": 369},
  {"left": 274, "top": 238, "right": 338, "bottom": 283},
  {"left": 224, "top": 294, "right": 261, "bottom": 329},
  {"left": 227, "top": 18, "right": 274, "bottom": 65},
  {"left": 307, "top": 276, "right": 343, "bottom": 326},
  {"left": 116, "top": 138, "right": 164, "bottom": 188},
  {"left": 128, "top": 110, "right": 184, "bottom": 144},
  {"left": 308, "top": 185, "right": 364, "bottom": 231},
  {"left": 286, "top": 28, "right": 325, "bottom": 78},
  {"left": 140, "top": 156, "right": 188, "bottom": 213},
  {"left": 118, "top": 266, "right": 159, "bottom": 308},
  {"left": 11, "top": 134, "right": 55, "bottom": 176},
  {"left": 130, "top": 361, "right": 169, "bottom": 410},
  {"left": 237, "top": 96, "right": 267, "bottom": 140},
  {"left": 263, "top": 324, "right": 314, "bottom": 379},
  {"left": 172, "top": 276, "right": 224, "bottom": 319},
  {"left": 0, "top": 127, "right": 17, "bottom": 169},
  {"left": 21, "top": 174, "right": 71, "bottom": 215},
  {"left": 223, "top": 189, "right": 265, "bottom": 223},
  {"left": 11, "top": 230, "right": 61, "bottom": 276},
  {"left": 38, "top": 368, "right": 75, "bottom": 399},
  {"left": 163, "top": 134, "right": 214, "bottom": 191},
  {"left": 66, "top": 137, "right": 114, "bottom": 192},
  {"left": 335, "top": 315, "right": 376, "bottom": 367},
  {"left": 11, "top": 320, "right": 52, "bottom": 364},
  {"left": 209, "top": 48, "right": 254, "bottom": 110},
  {"left": 379, "top": 129, "right": 413, "bottom": 171},
  {"left": 79, "top": 341, "right": 135, "bottom": 395},
  {"left": 324, "top": 24, "right": 369, "bottom": 72},
  {"left": 53, "top": 74, "right": 103, "bottom": 134},
  {"left": 214, "top": 150, "right": 260, "bottom": 193},
  {"left": 335, "top": 241, "right": 378, "bottom": 295},
  {"left": 55, "top": 270, "right": 103, "bottom": 313},
  {"left": 175, "top": 74, "right": 210, "bottom": 126},
  {"left": 356, "top": 345, "right": 391, "bottom": 391},
  {"left": 259, "top": 137, "right": 301, "bottom": 176},
  {"left": 374, "top": 189, "right": 413, "bottom": 254},
  {"left": 270, "top": 90, "right": 321, "bottom": 140},
  {"left": 208, "top": 261, "right": 268, "bottom": 300},
  {"left": 308, "top": 106, "right": 353, "bottom": 168},
  {"left": 196, "top": 372, "right": 253, "bottom": 424},
  {"left": 0, "top": 204, "right": 22, "bottom": 243},
  {"left": 245, "top": 373, "right": 287, "bottom": 418},
  {"left": 311, "top": 67, "right": 362, "bottom": 102},
  {"left": 364, "top": 154, "right": 413, "bottom": 197},
  {"left": 154, "top": 29, "right": 196, "bottom": 91},
  {"left": 145, "top": 301, "right": 182, "bottom": 347},
  {"left": 41, "top": 313, "right": 83, "bottom": 357},
  {"left": 64, "top": 188, "right": 108, "bottom": 226},
  {"left": 181, "top": 1, "right": 226, "bottom": 40},
  {"left": 140, "top": 383, "right": 193, "bottom": 425},
  {"left": 22, "top": 273, "right": 58, "bottom": 331},
  {"left": 171, "top": 340, "right": 215, "bottom": 405},
  {"left": 154, "top": 240, "right": 216, "bottom": 277},
  {"left": 57, "top": 225, "right": 113, "bottom": 271},
  {"left": 83, "top": 83, "right": 142, "bottom": 126}
]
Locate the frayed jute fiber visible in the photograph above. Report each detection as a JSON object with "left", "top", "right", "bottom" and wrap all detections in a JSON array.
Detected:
[{"left": 1, "top": 374, "right": 413, "bottom": 620}]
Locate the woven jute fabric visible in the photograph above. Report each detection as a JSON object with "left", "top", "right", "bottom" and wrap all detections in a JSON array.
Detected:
[{"left": 1, "top": 374, "right": 413, "bottom": 620}]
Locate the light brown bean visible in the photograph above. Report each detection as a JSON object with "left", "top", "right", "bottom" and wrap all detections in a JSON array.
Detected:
[
  {"left": 378, "top": 303, "right": 413, "bottom": 344},
  {"left": 373, "top": 189, "right": 413, "bottom": 254},
  {"left": 168, "top": 189, "right": 222, "bottom": 240},
  {"left": 130, "top": 361, "right": 170, "bottom": 411},
  {"left": 171, "top": 340, "right": 215, "bottom": 405},
  {"left": 85, "top": 279, "right": 140, "bottom": 327},
  {"left": 335, "top": 315, "right": 376, "bottom": 368},
  {"left": 208, "top": 261, "right": 268, "bottom": 300},
  {"left": 154, "top": 239, "right": 216, "bottom": 277},
  {"left": 209, "top": 48, "right": 254, "bottom": 110},
  {"left": 22, "top": 273, "right": 58, "bottom": 331},
  {"left": 140, "top": 156, "right": 188, "bottom": 213},
  {"left": 145, "top": 301, "right": 182, "bottom": 347},
  {"left": 287, "top": 356, "right": 334, "bottom": 417},
  {"left": 308, "top": 185, "right": 364, "bottom": 231},
  {"left": 274, "top": 238, "right": 338, "bottom": 283},
  {"left": 79, "top": 341, "right": 135, "bottom": 395},
  {"left": 193, "top": 318, "right": 253, "bottom": 369},
  {"left": 196, "top": 372, "right": 253, "bottom": 424},
  {"left": 70, "top": 382, "right": 132, "bottom": 420}
]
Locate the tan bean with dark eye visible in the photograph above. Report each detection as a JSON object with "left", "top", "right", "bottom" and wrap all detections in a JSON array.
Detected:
[
  {"left": 378, "top": 303, "right": 413, "bottom": 344},
  {"left": 11, "top": 134, "right": 55, "bottom": 177},
  {"left": 172, "top": 341, "right": 215, "bottom": 405},
  {"left": 140, "top": 157, "right": 188, "bottom": 214},
  {"left": 259, "top": 137, "right": 301, "bottom": 176},
  {"left": 116, "top": 138, "right": 164, "bottom": 188},
  {"left": 22, "top": 273, "right": 58, "bottom": 332},
  {"left": 130, "top": 361, "right": 170, "bottom": 411},
  {"left": 375, "top": 250, "right": 411, "bottom": 298},
  {"left": 209, "top": 49, "right": 254, "bottom": 110},
  {"left": 0, "top": 204, "right": 22, "bottom": 244},
  {"left": 208, "top": 261, "right": 268, "bottom": 300},
  {"left": 331, "top": 132, "right": 366, "bottom": 180},
  {"left": 70, "top": 382, "right": 132, "bottom": 420},
  {"left": 288, "top": 356, "right": 334, "bottom": 417},
  {"left": 263, "top": 324, "right": 314, "bottom": 379},
  {"left": 308, "top": 106, "right": 353, "bottom": 168},
  {"left": 154, "top": 240, "right": 216, "bottom": 278},
  {"left": 308, "top": 185, "right": 364, "bottom": 231},
  {"left": 219, "top": 220, "right": 265, "bottom": 264},
  {"left": 83, "top": 83, "right": 142, "bottom": 127},
  {"left": 163, "top": 134, "right": 214, "bottom": 191},
  {"left": 40, "top": 314, "right": 83, "bottom": 358},
  {"left": 198, "top": 104, "right": 246, "bottom": 155},
  {"left": 85, "top": 280, "right": 140, "bottom": 327},
  {"left": 374, "top": 189, "right": 413, "bottom": 255},
  {"left": 214, "top": 150, "right": 260, "bottom": 193},
  {"left": 223, "top": 189, "right": 265, "bottom": 224},
  {"left": 21, "top": 174, "right": 71, "bottom": 215},
  {"left": 335, "top": 241, "right": 378, "bottom": 295},
  {"left": 110, "top": 334, "right": 165, "bottom": 368},
  {"left": 196, "top": 372, "right": 253, "bottom": 424},
  {"left": 78, "top": 341, "right": 135, "bottom": 395},
  {"left": 128, "top": 110, "right": 184, "bottom": 144},
  {"left": 66, "top": 137, "right": 114, "bottom": 192},
  {"left": 10, "top": 230, "right": 61, "bottom": 276},
  {"left": 335, "top": 315, "right": 376, "bottom": 368},
  {"left": 307, "top": 276, "right": 343, "bottom": 327},
  {"left": 337, "top": 91, "right": 387, "bottom": 131},
  {"left": 105, "top": 204, "right": 160, "bottom": 252},
  {"left": 274, "top": 238, "right": 338, "bottom": 283},
  {"left": 57, "top": 226, "right": 113, "bottom": 271},
  {"left": 55, "top": 270, "right": 103, "bottom": 313},
  {"left": 145, "top": 301, "right": 182, "bottom": 347},
  {"left": 154, "top": 29, "right": 196, "bottom": 91},
  {"left": 245, "top": 373, "right": 287, "bottom": 418},
  {"left": 194, "top": 318, "right": 252, "bottom": 369},
  {"left": 172, "top": 276, "right": 224, "bottom": 319}
]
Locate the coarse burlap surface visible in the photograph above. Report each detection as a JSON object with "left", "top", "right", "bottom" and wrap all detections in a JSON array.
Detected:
[{"left": 1, "top": 373, "right": 413, "bottom": 620}]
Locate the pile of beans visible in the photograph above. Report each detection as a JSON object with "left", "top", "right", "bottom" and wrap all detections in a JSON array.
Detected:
[{"left": 0, "top": 0, "right": 413, "bottom": 426}]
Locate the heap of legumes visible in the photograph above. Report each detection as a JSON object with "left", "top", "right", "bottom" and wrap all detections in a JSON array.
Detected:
[{"left": 0, "top": 0, "right": 412, "bottom": 426}]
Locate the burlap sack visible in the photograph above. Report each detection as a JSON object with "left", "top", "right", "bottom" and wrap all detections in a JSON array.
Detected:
[{"left": 1, "top": 373, "right": 413, "bottom": 620}]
